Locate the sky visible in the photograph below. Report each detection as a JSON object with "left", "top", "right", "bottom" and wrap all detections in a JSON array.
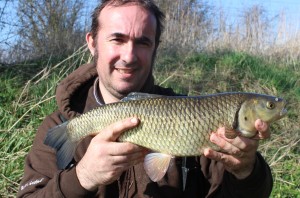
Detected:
[
  {"left": 1, "top": 0, "right": 300, "bottom": 50},
  {"left": 212, "top": 0, "right": 300, "bottom": 28},
  {"left": 214, "top": 0, "right": 300, "bottom": 16}
]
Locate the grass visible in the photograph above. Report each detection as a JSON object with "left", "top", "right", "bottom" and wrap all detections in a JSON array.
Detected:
[
  {"left": 154, "top": 51, "right": 300, "bottom": 197},
  {"left": 0, "top": 46, "right": 92, "bottom": 196},
  {"left": 0, "top": 48, "right": 299, "bottom": 197}
]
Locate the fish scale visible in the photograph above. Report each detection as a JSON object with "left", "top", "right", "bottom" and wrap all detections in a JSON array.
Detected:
[
  {"left": 45, "top": 92, "right": 287, "bottom": 171},
  {"left": 69, "top": 94, "right": 264, "bottom": 155}
]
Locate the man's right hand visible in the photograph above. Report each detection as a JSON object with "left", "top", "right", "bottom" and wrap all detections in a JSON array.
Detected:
[{"left": 76, "top": 117, "right": 147, "bottom": 191}]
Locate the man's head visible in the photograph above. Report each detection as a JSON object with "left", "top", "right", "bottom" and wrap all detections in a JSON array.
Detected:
[
  {"left": 90, "top": 0, "right": 165, "bottom": 48},
  {"left": 86, "top": 0, "right": 165, "bottom": 103}
]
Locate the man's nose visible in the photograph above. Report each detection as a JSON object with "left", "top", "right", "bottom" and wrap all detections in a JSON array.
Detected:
[{"left": 121, "top": 42, "right": 137, "bottom": 64}]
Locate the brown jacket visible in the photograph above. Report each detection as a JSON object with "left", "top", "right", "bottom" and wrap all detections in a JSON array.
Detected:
[{"left": 17, "top": 63, "right": 273, "bottom": 198}]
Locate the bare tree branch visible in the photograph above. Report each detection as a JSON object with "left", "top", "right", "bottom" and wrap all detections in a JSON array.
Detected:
[{"left": 15, "top": 0, "right": 85, "bottom": 60}]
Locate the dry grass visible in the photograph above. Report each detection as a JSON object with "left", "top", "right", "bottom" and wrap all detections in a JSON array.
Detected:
[
  {"left": 157, "top": 1, "right": 300, "bottom": 65},
  {"left": 1, "top": 1, "right": 299, "bottom": 197}
]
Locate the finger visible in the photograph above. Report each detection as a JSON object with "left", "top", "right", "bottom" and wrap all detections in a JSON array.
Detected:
[
  {"left": 214, "top": 128, "right": 247, "bottom": 150},
  {"left": 210, "top": 133, "right": 244, "bottom": 157},
  {"left": 109, "top": 151, "right": 146, "bottom": 166},
  {"left": 215, "top": 128, "right": 259, "bottom": 151},
  {"left": 255, "top": 119, "right": 269, "bottom": 132},
  {"left": 96, "top": 117, "right": 140, "bottom": 141},
  {"left": 253, "top": 119, "right": 271, "bottom": 139},
  {"left": 106, "top": 142, "right": 147, "bottom": 156},
  {"left": 204, "top": 148, "right": 256, "bottom": 179},
  {"left": 204, "top": 148, "right": 239, "bottom": 165}
]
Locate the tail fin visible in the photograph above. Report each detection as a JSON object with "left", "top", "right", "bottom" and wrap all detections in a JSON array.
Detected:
[{"left": 44, "top": 121, "right": 76, "bottom": 169}]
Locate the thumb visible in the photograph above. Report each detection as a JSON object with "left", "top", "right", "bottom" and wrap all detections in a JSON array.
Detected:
[
  {"left": 95, "top": 117, "right": 140, "bottom": 142},
  {"left": 253, "top": 119, "right": 270, "bottom": 139}
]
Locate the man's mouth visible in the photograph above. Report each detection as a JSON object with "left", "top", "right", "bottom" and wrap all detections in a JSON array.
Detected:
[{"left": 116, "top": 68, "right": 135, "bottom": 74}]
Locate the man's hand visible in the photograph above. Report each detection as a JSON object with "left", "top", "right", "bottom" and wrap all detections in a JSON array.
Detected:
[
  {"left": 76, "top": 117, "right": 147, "bottom": 191},
  {"left": 204, "top": 119, "right": 270, "bottom": 179}
]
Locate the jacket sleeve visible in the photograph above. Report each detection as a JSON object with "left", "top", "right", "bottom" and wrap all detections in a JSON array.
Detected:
[
  {"left": 16, "top": 111, "right": 97, "bottom": 198},
  {"left": 219, "top": 152, "right": 273, "bottom": 198},
  {"left": 204, "top": 152, "right": 273, "bottom": 198}
]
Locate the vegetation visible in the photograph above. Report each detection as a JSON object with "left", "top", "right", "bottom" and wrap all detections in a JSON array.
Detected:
[
  {"left": 0, "top": 46, "right": 92, "bottom": 196},
  {"left": 154, "top": 52, "right": 300, "bottom": 197},
  {"left": 0, "top": 0, "right": 299, "bottom": 197},
  {"left": 16, "top": 0, "right": 86, "bottom": 59},
  {"left": 0, "top": 46, "right": 299, "bottom": 197},
  {"left": 0, "top": 0, "right": 91, "bottom": 63}
]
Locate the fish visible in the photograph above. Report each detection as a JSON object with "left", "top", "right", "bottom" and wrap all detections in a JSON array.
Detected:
[{"left": 44, "top": 92, "right": 287, "bottom": 182}]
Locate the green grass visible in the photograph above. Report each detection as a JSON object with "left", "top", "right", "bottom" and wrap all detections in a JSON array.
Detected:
[
  {"left": 155, "top": 51, "right": 300, "bottom": 197},
  {"left": 1, "top": 49, "right": 299, "bottom": 197}
]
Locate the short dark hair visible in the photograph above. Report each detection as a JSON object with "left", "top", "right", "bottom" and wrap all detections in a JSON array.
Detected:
[{"left": 90, "top": 0, "right": 165, "bottom": 46}]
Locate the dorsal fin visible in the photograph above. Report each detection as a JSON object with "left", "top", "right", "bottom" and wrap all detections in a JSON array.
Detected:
[{"left": 121, "top": 92, "right": 164, "bottom": 102}]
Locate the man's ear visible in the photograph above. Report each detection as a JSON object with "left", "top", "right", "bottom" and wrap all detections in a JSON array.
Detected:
[{"left": 86, "top": 32, "right": 95, "bottom": 56}]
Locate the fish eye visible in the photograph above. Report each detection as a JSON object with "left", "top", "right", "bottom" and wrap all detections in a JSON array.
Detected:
[{"left": 266, "top": 101, "right": 275, "bottom": 109}]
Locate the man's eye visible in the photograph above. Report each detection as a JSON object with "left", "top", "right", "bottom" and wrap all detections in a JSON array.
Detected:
[
  {"left": 140, "top": 42, "right": 151, "bottom": 47},
  {"left": 137, "top": 41, "right": 152, "bottom": 47},
  {"left": 135, "top": 37, "right": 153, "bottom": 47},
  {"left": 111, "top": 38, "right": 124, "bottom": 43}
]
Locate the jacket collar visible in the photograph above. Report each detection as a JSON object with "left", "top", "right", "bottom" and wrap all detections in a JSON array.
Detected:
[{"left": 56, "top": 63, "right": 155, "bottom": 119}]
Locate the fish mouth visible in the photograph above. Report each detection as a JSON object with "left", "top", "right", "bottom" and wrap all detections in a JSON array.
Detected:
[
  {"left": 280, "top": 100, "right": 288, "bottom": 117},
  {"left": 280, "top": 108, "right": 288, "bottom": 117}
]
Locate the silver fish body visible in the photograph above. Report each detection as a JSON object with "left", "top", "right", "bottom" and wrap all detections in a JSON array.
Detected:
[{"left": 45, "top": 92, "right": 287, "bottom": 170}]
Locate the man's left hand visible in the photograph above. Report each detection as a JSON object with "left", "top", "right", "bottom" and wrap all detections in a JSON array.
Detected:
[{"left": 204, "top": 119, "right": 270, "bottom": 179}]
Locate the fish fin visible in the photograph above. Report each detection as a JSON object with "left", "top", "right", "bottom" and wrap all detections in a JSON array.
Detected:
[
  {"left": 143, "top": 153, "right": 172, "bottom": 182},
  {"left": 224, "top": 126, "right": 238, "bottom": 139},
  {"left": 44, "top": 122, "right": 76, "bottom": 169},
  {"left": 121, "top": 92, "right": 164, "bottom": 101}
]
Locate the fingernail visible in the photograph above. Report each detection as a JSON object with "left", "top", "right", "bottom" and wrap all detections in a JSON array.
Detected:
[
  {"left": 255, "top": 119, "right": 263, "bottom": 128},
  {"left": 131, "top": 117, "right": 138, "bottom": 124},
  {"left": 210, "top": 134, "right": 218, "bottom": 143},
  {"left": 203, "top": 148, "right": 211, "bottom": 156}
]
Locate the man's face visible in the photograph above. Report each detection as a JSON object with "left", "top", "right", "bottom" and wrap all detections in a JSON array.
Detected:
[{"left": 87, "top": 4, "right": 157, "bottom": 103}]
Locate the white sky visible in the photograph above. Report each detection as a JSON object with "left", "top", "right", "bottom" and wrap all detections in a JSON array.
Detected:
[{"left": 1, "top": 0, "right": 300, "bottom": 49}]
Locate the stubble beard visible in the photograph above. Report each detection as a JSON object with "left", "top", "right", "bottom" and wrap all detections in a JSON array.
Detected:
[{"left": 93, "top": 45, "right": 157, "bottom": 100}]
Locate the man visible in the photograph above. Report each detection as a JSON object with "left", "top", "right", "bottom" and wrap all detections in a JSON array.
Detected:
[{"left": 17, "top": 0, "right": 273, "bottom": 197}]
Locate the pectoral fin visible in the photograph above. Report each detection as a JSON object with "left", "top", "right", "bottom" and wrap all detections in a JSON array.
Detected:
[
  {"left": 44, "top": 122, "right": 75, "bottom": 169},
  {"left": 143, "top": 153, "right": 172, "bottom": 182}
]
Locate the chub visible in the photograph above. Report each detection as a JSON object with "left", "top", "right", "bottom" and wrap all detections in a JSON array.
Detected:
[{"left": 44, "top": 92, "right": 287, "bottom": 182}]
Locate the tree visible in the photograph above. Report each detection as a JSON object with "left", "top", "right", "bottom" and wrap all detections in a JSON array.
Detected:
[
  {"left": 241, "top": 5, "right": 271, "bottom": 53},
  {"left": 0, "top": 0, "right": 8, "bottom": 32},
  {"left": 155, "top": 0, "right": 213, "bottom": 54},
  {"left": 0, "top": 0, "right": 18, "bottom": 64},
  {"left": 16, "top": 0, "right": 86, "bottom": 60}
]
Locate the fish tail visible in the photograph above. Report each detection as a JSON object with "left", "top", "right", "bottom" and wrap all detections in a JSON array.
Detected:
[{"left": 44, "top": 121, "right": 75, "bottom": 169}]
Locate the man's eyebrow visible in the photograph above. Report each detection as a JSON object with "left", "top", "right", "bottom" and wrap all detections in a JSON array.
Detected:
[
  {"left": 109, "top": 32, "right": 153, "bottom": 44},
  {"left": 108, "top": 32, "right": 126, "bottom": 39}
]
